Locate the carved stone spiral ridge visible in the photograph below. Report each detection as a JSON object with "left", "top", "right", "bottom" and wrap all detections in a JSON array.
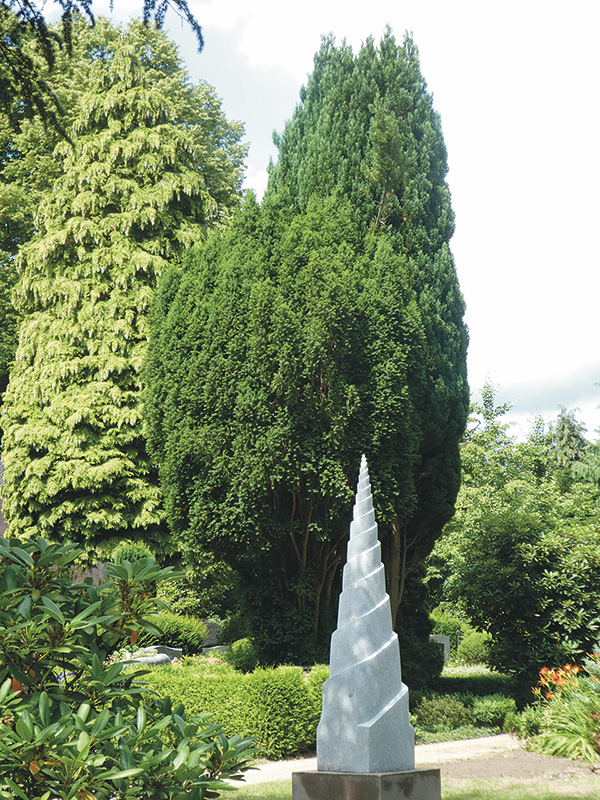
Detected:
[{"left": 316, "top": 455, "right": 415, "bottom": 774}]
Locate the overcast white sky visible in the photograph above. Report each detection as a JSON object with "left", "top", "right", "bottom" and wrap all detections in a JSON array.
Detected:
[{"left": 90, "top": 1, "right": 600, "bottom": 439}]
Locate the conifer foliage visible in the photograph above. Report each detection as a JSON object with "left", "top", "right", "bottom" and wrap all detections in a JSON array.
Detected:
[
  {"left": 0, "top": 0, "right": 204, "bottom": 131},
  {"left": 146, "top": 30, "right": 468, "bottom": 664},
  {"left": 0, "top": 20, "right": 246, "bottom": 549}
]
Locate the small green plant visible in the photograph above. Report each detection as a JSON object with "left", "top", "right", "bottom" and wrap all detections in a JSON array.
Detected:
[
  {"left": 457, "top": 631, "right": 492, "bottom": 665},
  {"left": 471, "top": 694, "right": 517, "bottom": 728},
  {"left": 504, "top": 704, "right": 544, "bottom": 738},
  {"left": 414, "top": 695, "right": 473, "bottom": 731},
  {"left": 137, "top": 611, "right": 208, "bottom": 654},
  {"left": 225, "top": 638, "right": 258, "bottom": 673},
  {"left": 111, "top": 539, "right": 155, "bottom": 564},
  {"left": 219, "top": 611, "right": 252, "bottom": 644}
]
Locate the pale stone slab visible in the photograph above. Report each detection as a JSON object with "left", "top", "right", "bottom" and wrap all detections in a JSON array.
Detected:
[
  {"left": 121, "top": 645, "right": 183, "bottom": 665},
  {"left": 429, "top": 635, "right": 450, "bottom": 661}
]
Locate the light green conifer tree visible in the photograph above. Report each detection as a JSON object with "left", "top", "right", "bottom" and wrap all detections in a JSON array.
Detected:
[{"left": 0, "top": 19, "right": 246, "bottom": 550}]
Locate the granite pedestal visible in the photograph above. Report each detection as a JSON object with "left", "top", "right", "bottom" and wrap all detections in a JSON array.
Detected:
[{"left": 292, "top": 768, "right": 441, "bottom": 800}]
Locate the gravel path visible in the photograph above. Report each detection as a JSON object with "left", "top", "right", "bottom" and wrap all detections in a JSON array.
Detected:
[{"left": 240, "top": 734, "right": 520, "bottom": 784}]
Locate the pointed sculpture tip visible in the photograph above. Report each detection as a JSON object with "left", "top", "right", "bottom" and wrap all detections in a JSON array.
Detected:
[{"left": 361, "top": 453, "right": 367, "bottom": 469}]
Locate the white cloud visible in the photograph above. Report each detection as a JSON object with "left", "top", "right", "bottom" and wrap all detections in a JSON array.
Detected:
[{"left": 243, "top": 166, "right": 269, "bottom": 200}]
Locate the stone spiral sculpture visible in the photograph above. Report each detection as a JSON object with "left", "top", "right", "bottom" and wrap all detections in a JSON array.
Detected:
[{"left": 316, "top": 455, "right": 415, "bottom": 773}]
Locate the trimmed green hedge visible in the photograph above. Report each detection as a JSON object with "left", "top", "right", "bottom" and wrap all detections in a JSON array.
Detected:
[
  {"left": 433, "top": 669, "right": 517, "bottom": 699},
  {"left": 245, "top": 667, "right": 317, "bottom": 757},
  {"left": 414, "top": 696, "right": 473, "bottom": 730},
  {"left": 471, "top": 694, "right": 516, "bottom": 728},
  {"left": 457, "top": 632, "right": 492, "bottom": 665},
  {"left": 141, "top": 660, "right": 328, "bottom": 758}
]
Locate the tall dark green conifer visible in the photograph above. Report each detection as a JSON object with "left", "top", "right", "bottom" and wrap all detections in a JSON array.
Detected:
[
  {"left": 266, "top": 29, "right": 468, "bottom": 616},
  {"left": 0, "top": 20, "right": 246, "bottom": 549},
  {"left": 146, "top": 29, "right": 468, "bottom": 667}
]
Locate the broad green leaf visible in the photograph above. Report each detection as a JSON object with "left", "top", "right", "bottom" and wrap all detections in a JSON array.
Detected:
[
  {"left": 10, "top": 547, "right": 34, "bottom": 567},
  {"left": 41, "top": 597, "right": 65, "bottom": 625},
  {"left": 1, "top": 778, "right": 28, "bottom": 800},
  {"left": 38, "top": 692, "right": 50, "bottom": 726},
  {"left": 173, "top": 744, "right": 190, "bottom": 769},
  {"left": 17, "top": 596, "right": 32, "bottom": 619},
  {"left": 77, "top": 730, "right": 90, "bottom": 754},
  {"left": 103, "top": 768, "right": 145, "bottom": 781}
]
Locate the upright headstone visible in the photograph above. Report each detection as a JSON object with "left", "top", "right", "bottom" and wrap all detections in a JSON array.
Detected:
[
  {"left": 293, "top": 455, "right": 441, "bottom": 800},
  {"left": 430, "top": 634, "right": 451, "bottom": 662}
]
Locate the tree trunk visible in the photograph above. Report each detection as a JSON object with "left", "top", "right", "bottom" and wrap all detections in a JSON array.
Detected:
[{"left": 387, "top": 517, "right": 406, "bottom": 627}]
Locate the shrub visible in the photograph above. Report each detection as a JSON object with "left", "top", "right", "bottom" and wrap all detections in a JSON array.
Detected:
[
  {"left": 142, "top": 661, "right": 322, "bottom": 758},
  {"left": 157, "top": 560, "right": 241, "bottom": 619},
  {"left": 219, "top": 610, "right": 252, "bottom": 645},
  {"left": 111, "top": 540, "right": 155, "bottom": 564},
  {"left": 450, "top": 508, "right": 600, "bottom": 680},
  {"left": 433, "top": 665, "right": 519, "bottom": 702},
  {"left": 471, "top": 694, "right": 517, "bottom": 728},
  {"left": 305, "top": 664, "right": 329, "bottom": 727},
  {"left": 246, "top": 667, "right": 316, "bottom": 758},
  {"left": 530, "top": 655, "right": 600, "bottom": 763},
  {"left": 414, "top": 696, "right": 473, "bottom": 731},
  {"left": 0, "top": 537, "right": 254, "bottom": 798},
  {"left": 457, "top": 631, "right": 491, "bottom": 665},
  {"left": 225, "top": 638, "right": 258, "bottom": 673},
  {"left": 137, "top": 611, "right": 208, "bottom": 654},
  {"left": 141, "top": 662, "right": 253, "bottom": 740},
  {"left": 504, "top": 704, "right": 544, "bottom": 738}
]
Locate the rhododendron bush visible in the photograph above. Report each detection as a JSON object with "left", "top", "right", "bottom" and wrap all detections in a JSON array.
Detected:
[{"left": 0, "top": 537, "right": 254, "bottom": 799}]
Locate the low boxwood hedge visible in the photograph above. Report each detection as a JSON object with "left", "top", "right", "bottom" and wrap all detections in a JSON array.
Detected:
[{"left": 141, "top": 660, "right": 328, "bottom": 759}]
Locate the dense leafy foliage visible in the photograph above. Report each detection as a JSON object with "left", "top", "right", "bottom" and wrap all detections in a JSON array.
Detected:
[
  {"left": 224, "top": 638, "right": 258, "bottom": 673},
  {"left": 0, "top": 537, "right": 254, "bottom": 798},
  {"left": 0, "top": 262, "right": 17, "bottom": 398},
  {"left": 0, "top": 18, "right": 246, "bottom": 550},
  {"left": 157, "top": 559, "right": 242, "bottom": 620},
  {"left": 136, "top": 611, "right": 208, "bottom": 654},
  {"left": 0, "top": 1, "right": 203, "bottom": 131},
  {"left": 142, "top": 659, "right": 323, "bottom": 759},
  {"left": 146, "top": 29, "right": 468, "bottom": 664},
  {"left": 428, "top": 383, "right": 600, "bottom": 683}
]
